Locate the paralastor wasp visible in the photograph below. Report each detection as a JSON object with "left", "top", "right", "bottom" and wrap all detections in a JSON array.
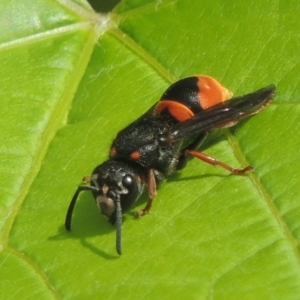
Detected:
[{"left": 65, "top": 75, "right": 275, "bottom": 255}]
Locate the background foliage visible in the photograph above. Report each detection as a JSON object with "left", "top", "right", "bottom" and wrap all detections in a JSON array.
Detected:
[{"left": 1, "top": 0, "right": 300, "bottom": 299}]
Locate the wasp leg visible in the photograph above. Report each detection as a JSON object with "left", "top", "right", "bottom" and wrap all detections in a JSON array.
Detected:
[
  {"left": 136, "top": 169, "right": 159, "bottom": 217},
  {"left": 185, "top": 149, "right": 253, "bottom": 175},
  {"left": 176, "top": 132, "right": 208, "bottom": 170}
]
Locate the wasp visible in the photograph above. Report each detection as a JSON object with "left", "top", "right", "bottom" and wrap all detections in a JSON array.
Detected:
[{"left": 65, "top": 75, "right": 275, "bottom": 255}]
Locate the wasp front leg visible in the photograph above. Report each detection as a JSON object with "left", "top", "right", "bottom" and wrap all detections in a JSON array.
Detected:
[{"left": 136, "top": 168, "right": 163, "bottom": 217}]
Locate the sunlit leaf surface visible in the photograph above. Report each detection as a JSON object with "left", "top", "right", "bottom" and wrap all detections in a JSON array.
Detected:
[{"left": 1, "top": 0, "right": 300, "bottom": 299}]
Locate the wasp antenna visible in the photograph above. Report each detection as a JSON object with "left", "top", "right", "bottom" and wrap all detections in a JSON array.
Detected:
[
  {"left": 115, "top": 196, "right": 123, "bottom": 255},
  {"left": 65, "top": 185, "right": 100, "bottom": 231},
  {"left": 65, "top": 187, "right": 81, "bottom": 231}
]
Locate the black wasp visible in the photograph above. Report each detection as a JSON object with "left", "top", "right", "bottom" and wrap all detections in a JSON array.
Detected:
[{"left": 65, "top": 75, "right": 275, "bottom": 255}]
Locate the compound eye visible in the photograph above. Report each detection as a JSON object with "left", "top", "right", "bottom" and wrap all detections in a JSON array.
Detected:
[{"left": 122, "top": 175, "right": 134, "bottom": 189}]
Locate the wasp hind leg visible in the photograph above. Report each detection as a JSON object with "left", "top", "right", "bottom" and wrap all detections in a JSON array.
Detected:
[
  {"left": 178, "top": 132, "right": 252, "bottom": 175},
  {"left": 184, "top": 149, "right": 252, "bottom": 175},
  {"left": 176, "top": 132, "right": 208, "bottom": 170}
]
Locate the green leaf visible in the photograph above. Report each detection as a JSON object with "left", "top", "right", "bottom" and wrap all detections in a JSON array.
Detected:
[{"left": 1, "top": 0, "right": 300, "bottom": 299}]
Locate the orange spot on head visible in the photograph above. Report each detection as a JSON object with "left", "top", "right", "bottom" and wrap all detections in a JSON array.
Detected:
[
  {"left": 155, "top": 100, "right": 194, "bottom": 122},
  {"left": 197, "top": 75, "right": 232, "bottom": 109},
  {"left": 130, "top": 150, "right": 141, "bottom": 160},
  {"left": 110, "top": 147, "right": 117, "bottom": 158}
]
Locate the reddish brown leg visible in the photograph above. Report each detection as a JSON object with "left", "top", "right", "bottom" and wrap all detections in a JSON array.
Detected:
[
  {"left": 82, "top": 175, "right": 92, "bottom": 183},
  {"left": 185, "top": 150, "right": 253, "bottom": 175},
  {"left": 136, "top": 169, "right": 157, "bottom": 217}
]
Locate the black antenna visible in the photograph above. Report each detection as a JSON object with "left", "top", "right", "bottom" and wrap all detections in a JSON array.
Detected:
[
  {"left": 65, "top": 185, "right": 99, "bottom": 231},
  {"left": 115, "top": 196, "right": 122, "bottom": 255}
]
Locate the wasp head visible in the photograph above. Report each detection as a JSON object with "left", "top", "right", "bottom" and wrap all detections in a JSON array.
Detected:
[{"left": 65, "top": 160, "right": 144, "bottom": 255}]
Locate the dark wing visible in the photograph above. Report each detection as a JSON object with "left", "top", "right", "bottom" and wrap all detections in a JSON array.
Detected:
[{"left": 170, "top": 84, "right": 275, "bottom": 142}]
